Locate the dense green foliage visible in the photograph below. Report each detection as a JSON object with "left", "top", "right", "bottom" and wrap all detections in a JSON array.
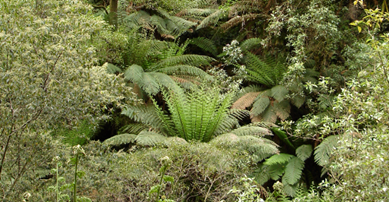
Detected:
[{"left": 2, "top": 0, "right": 389, "bottom": 201}]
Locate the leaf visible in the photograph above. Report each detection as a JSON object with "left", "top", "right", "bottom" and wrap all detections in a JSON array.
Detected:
[
  {"left": 358, "top": 26, "right": 362, "bottom": 33},
  {"left": 232, "top": 92, "right": 260, "bottom": 109},
  {"left": 296, "top": 144, "right": 313, "bottom": 161},
  {"left": 314, "top": 135, "right": 339, "bottom": 166},
  {"left": 284, "top": 156, "right": 304, "bottom": 185},
  {"left": 251, "top": 95, "right": 270, "bottom": 116},
  {"left": 135, "top": 131, "right": 167, "bottom": 146},
  {"left": 270, "top": 85, "right": 288, "bottom": 102},
  {"left": 149, "top": 185, "right": 161, "bottom": 196},
  {"left": 163, "top": 175, "right": 174, "bottom": 183},
  {"left": 103, "top": 133, "right": 137, "bottom": 146},
  {"left": 271, "top": 127, "right": 295, "bottom": 150},
  {"left": 264, "top": 153, "right": 294, "bottom": 165}
]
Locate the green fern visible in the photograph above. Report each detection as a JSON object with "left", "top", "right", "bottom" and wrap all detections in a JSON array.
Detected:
[
  {"left": 135, "top": 131, "right": 168, "bottom": 146},
  {"left": 239, "top": 37, "right": 262, "bottom": 52},
  {"left": 189, "top": 37, "right": 218, "bottom": 56},
  {"left": 103, "top": 133, "right": 137, "bottom": 146},
  {"left": 283, "top": 156, "right": 304, "bottom": 185},
  {"left": 264, "top": 153, "right": 294, "bottom": 165},
  {"left": 296, "top": 144, "right": 313, "bottom": 161},
  {"left": 314, "top": 135, "right": 339, "bottom": 167}
]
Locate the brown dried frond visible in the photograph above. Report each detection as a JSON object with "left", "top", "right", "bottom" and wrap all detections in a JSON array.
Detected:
[{"left": 232, "top": 92, "right": 260, "bottom": 109}]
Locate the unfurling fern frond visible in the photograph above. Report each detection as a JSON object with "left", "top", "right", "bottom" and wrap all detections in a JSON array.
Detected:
[
  {"left": 103, "top": 133, "right": 137, "bottom": 146},
  {"left": 314, "top": 135, "right": 339, "bottom": 166}
]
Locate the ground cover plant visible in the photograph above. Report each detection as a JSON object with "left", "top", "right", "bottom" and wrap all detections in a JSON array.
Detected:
[{"left": 2, "top": 0, "right": 389, "bottom": 201}]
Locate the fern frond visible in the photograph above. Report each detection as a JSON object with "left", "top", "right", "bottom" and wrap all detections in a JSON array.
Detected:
[
  {"left": 156, "top": 65, "right": 211, "bottom": 78},
  {"left": 258, "top": 106, "right": 277, "bottom": 123},
  {"left": 271, "top": 127, "right": 295, "bottom": 150},
  {"left": 103, "top": 62, "right": 122, "bottom": 74},
  {"left": 251, "top": 94, "right": 270, "bottom": 116},
  {"left": 296, "top": 144, "right": 313, "bottom": 161},
  {"left": 121, "top": 104, "right": 164, "bottom": 129},
  {"left": 264, "top": 153, "right": 294, "bottom": 165},
  {"left": 245, "top": 52, "right": 276, "bottom": 86},
  {"left": 230, "top": 126, "right": 272, "bottom": 137},
  {"left": 177, "top": 9, "right": 218, "bottom": 17},
  {"left": 291, "top": 95, "right": 305, "bottom": 108},
  {"left": 135, "top": 131, "right": 167, "bottom": 146},
  {"left": 163, "top": 136, "right": 188, "bottom": 146},
  {"left": 269, "top": 163, "right": 286, "bottom": 180},
  {"left": 151, "top": 54, "right": 214, "bottom": 69},
  {"left": 270, "top": 85, "right": 289, "bottom": 102},
  {"left": 189, "top": 37, "right": 218, "bottom": 56},
  {"left": 240, "top": 38, "right": 262, "bottom": 52},
  {"left": 196, "top": 9, "right": 225, "bottom": 30},
  {"left": 273, "top": 100, "right": 291, "bottom": 121},
  {"left": 314, "top": 135, "right": 339, "bottom": 166},
  {"left": 283, "top": 156, "right": 304, "bottom": 185},
  {"left": 119, "top": 123, "right": 148, "bottom": 134},
  {"left": 238, "top": 136, "right": 279, "bottom": 162},
  {"left": 232, "top": 91, "right": 260, "bottom": 109},
  {"left": 103, "top": 133, "right": 137, "bottom": 146}
]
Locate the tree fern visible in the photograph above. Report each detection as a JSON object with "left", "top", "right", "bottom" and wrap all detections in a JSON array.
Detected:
[{"left": 196, "top": 9, "right": 226, "bottom": 30}]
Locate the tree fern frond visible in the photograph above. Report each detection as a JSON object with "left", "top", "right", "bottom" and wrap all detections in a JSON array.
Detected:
[
  {"left": 135, "top": 131, "right": 167, "bottom": 146},
  {"left": 196, "top": 9, "right": 225, "bottom": 30},
  {"left": 119, "top": 123, "right": 148, "bottom": 134},
  {"left": 264, "top": 153, "right": 294, "bottom": 166},
  {"left": 245, "top": 52, "right": 276, "bottom": 86},
  {"left": 273, "top": 100, "right": 291, "bottom": 121},
  {"left": 151, "top": 54, "right": 214, "bottom": 69},
  {"left": 270, "top": 85, "right": 289, "bottom": 102},
  {"left": 283, "top": 156, "right": 304, "bottom": 185},
  {"left": 103, "top": 133, "right": 137, "bottom": 146},
  {"left": 230, "top": 126, "right": 272, "bottom": 137},
  {"left": 291, "top": 95, "right": 305, "bottom": 108},
  {"left": 269, "top": 163, "right": 286, "bottom": 181},
  {"left": 296, "top": 144, "right": 313, "bottom": 161},
  {"left": 314, "top": 135, "right": 339, "bottom": 166},
  {"left": 156, "top": 65, "right": 211, "bottom": 79},
  {"left": 232, "top": 91, "right": 260, "bottom": 109},
  {"left": 251, "top": 95, "right": 270, "bottom": 116},
  {"left": 238, "top": 136, "right": 279, "bottom": 162},
  {"left": 177, "top": 8, "right": 218, "bottom": 17},
  {"left": 189, "top": 37, "right": 218, "bottom": 56},
  {"left": 253, "top": 164, "right": 272, "bottom": 185},
  {"left": 168, "top": 16, "right": 197, "bottom": 36},
  {"left": 103, "top": 62, "right": 122, "bottom": 74},
  {"left": 259, "top": 106, "right": 277, "bottom": 123},
  {"left": 121, "top": 105, "right": 164, "bottom": 129},
  {"left": 240, "top": 38, "right": 262, "bottom": 52}
]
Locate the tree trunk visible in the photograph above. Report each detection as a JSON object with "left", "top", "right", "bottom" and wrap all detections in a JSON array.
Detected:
[{"left": 110, "top": 0, "right": 118, "bottom": 27}]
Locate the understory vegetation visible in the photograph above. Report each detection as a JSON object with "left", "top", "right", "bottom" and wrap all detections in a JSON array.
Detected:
[{"left": 1, "top": 0, "right": 389, "bottom": 201}]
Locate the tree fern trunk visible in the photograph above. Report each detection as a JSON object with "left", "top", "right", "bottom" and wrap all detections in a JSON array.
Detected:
[{"left": 110, "top": 0, "right": 118, "bottom": 27}]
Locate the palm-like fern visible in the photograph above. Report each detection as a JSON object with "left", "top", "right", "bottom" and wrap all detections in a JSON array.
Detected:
[
  {"left": 255, "top": 141, "right": 313, "bottom": 197},
  {"left": 104, "top": 85, "right": 277, "bottom": 154},
  {"left": 232, "top": 52, "right": 291, "bottom": 123}
]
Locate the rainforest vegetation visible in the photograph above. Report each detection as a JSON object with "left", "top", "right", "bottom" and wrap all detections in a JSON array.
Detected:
[{"left": 1, "top": 0, "right": 389, "bottom": 201}]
